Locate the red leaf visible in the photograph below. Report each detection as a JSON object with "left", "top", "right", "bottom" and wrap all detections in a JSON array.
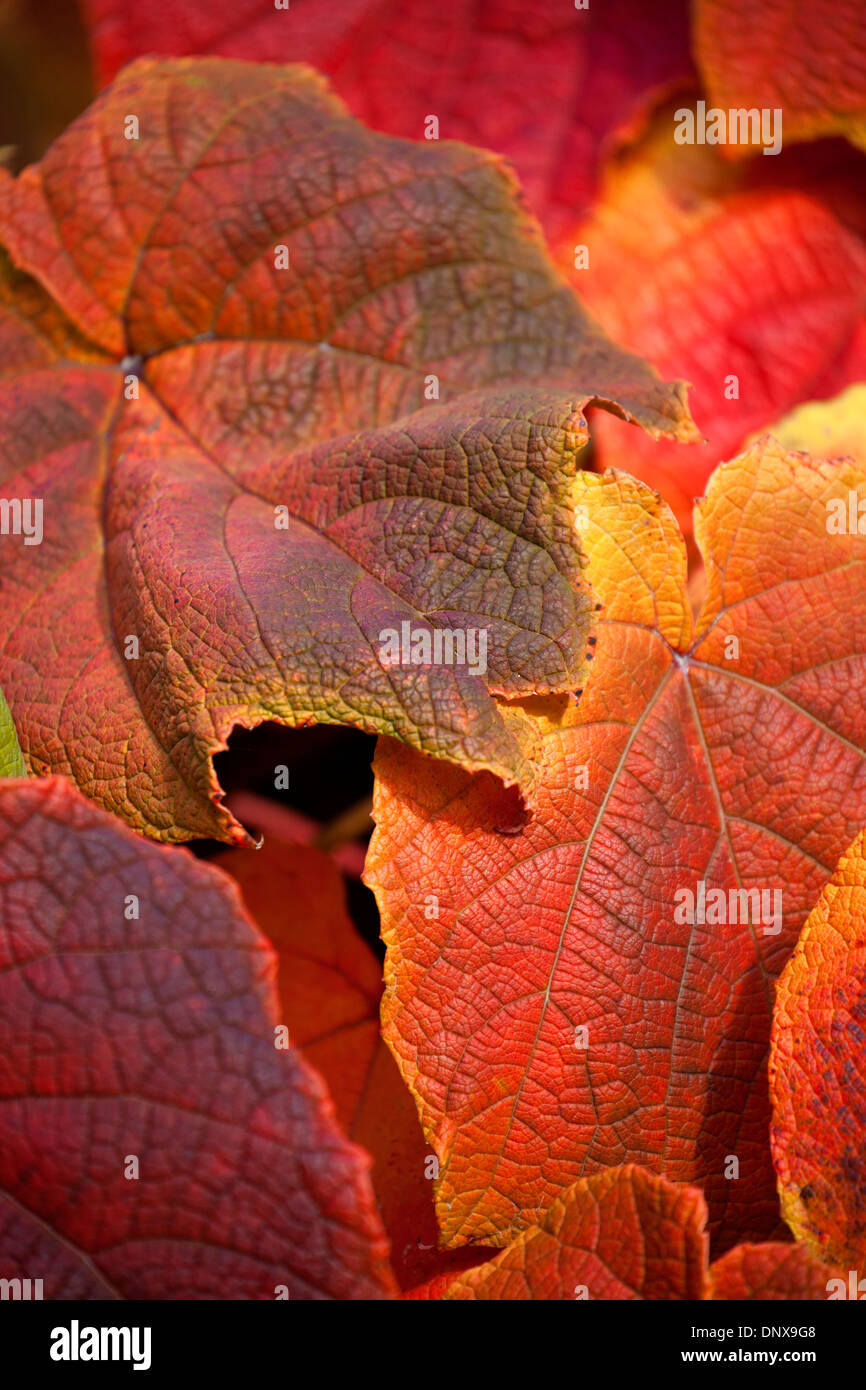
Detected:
[
  {"left": 707, "top": 1243, "right": 838, "bottom": 1300},
  {"left": 217, "top": 839, "right": 495, "bottom": 1289},
  {"left": 570, "top": 108, "right": 866, "bottom": 534},
  {"left": 0, "top": 776, "right": 396, "bottom": 1299},
  {"left": 80, "top": 0, "right": 695, "bottom": 238}
]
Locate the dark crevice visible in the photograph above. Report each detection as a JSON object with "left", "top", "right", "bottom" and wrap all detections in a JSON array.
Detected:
[{"left": 189, "top": 723, "right": 383, "bottom": 959}]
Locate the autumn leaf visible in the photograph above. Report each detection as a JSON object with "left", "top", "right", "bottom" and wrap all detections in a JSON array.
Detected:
[
  {"left": 216, "top": 841, "right": 383, "bottom": 1131},
  {"left": 403, "top": 1166, "right": 836, "bottom": 1300},
  {"left": 0, "top": 683, "right": 24, "bottom": 777},
  {"left": 0, "top": 775, "right": 397, "bottom": 1300},
  {"left": 401, "top": 1270, "right": 467, "bottom": 1301},
  {"left": 217, "top": 839, "right": 495, "bottom": 1290},
  {"left": 761, "top": 384, "right": 866, "bottom": 463},
  {"left": 769, "top": 828, "right": 866, "bottom": 1271},
  {"left": 80, "top": 0, "right": 695, "bottom": 242},
  {"left": 437, "top": 1167, "right": 708, "bottom": 1300},
  {"left": 367, "top": 439, "right": 866, "bottom": 1252},
  {"left": 706, "top": 1243, "right": 837, "bottom": 1301},
  {"left": 568, "top": 106, "right": 866, "bottom": 534},
  {"left": 0, "top": 56, "right": 696, "bottom": 844},
  {"left": 694, "top": 0, "right": 866, "bottom": 153}
]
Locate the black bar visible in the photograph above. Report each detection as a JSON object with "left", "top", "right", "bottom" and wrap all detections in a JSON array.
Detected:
[{"left": 0, "top": 1295, "right": 859, "bottom": 1378}]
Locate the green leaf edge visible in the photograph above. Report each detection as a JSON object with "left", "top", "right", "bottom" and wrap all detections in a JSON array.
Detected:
[{"left": 0, "top": 686, "right": 26, "bottom": 777}]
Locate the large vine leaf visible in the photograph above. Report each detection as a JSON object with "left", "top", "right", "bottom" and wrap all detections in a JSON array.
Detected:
[
  {"left": 0, "top": 56, "right": 696, "bottom": 843},
  {"left": 769, "top": 828, "right": 866, "bottom": 1270},
  {"left": 0, "top": 684, "right": 24, "bottom": 777},
  {"left": 367, "top": 439, "right": 866, "bottom": 1252},
  {"left": 403, "top": 1166, "right": 837, "bottom": 1300},
  {"left": 216, "top": 839, "right": 496, "bottom": 1289},
  {"left": 694, "top": 0, "right": 866, "bottom": 153},
  {"left": 80, "top": 0, "right": 695, "bottom": 241},
  {"left": 570, "top": 106, "right": 866, "bottom": 534},
  {"left": 0, "top": 775, "right": 397, "bottom": 1300}
]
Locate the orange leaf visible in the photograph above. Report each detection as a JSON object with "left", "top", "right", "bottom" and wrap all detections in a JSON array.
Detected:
[
  {"left": 405, "top": 1166, "right": 838, "bottom": 1300},
  {"left": 367, "top": 439, "right": 866, "bottom": 1251},
  {"left": 433, "top": 1167, "right": 708, "bottom": 1300},
  {"left": 770, "top": 828, "right": 866, "bottom": 1271},
  {"left": 694, "top": 0, "right": 866, "bottom": 153}
]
